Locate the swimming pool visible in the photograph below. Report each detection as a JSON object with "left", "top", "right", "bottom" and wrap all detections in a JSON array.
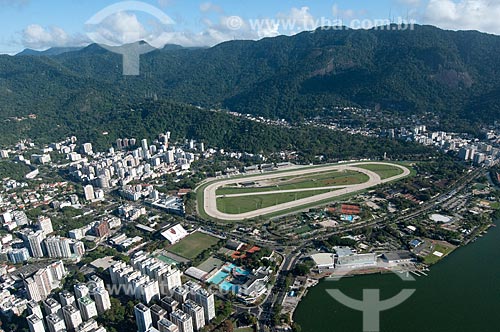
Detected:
[
  {"left": 208, "top": 263, "right": 251, "bottom": 293},
  {"left": 220, "top": 281, "right": 237, "bottom": 292},
  {"left": 234, "top": 266, "right": 250, "bottom": 275},
  {"left": 341, "top": 214, "right": 354, "bottom": 222},
  {"left": 207, "top": 270, "right": 228, "bottom": 285}
]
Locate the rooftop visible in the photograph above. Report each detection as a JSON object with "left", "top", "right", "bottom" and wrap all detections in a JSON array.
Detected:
[
  {"left": 78, "top": 296, "right": 94, "bottom": 306},
  {"left": 311, "top": 253, "right": 335, "bottom": 266},
  {"left": 334, "top": 247, "right": 355, "bottom": 257}
]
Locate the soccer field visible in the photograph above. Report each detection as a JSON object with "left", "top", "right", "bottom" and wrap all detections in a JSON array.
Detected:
[{"left": 167, "top": 232, "right": 220, "bottom": 259}]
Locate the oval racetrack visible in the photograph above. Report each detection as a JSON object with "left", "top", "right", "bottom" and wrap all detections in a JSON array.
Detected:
[{"left": 202, "top": 162, "right": 411, "bottom": 221}]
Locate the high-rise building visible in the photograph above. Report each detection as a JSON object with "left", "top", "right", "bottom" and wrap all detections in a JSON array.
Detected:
[
  {"left": 182, "top": 300, "right": 205, "bottom": 331},
  {"left": 13, "top": 210, "right": 29, "bottom": 226},
  {"left": 48, "top": 260, "right": 67, "bottom": 281},
  {"left": 27, "top": 300, "right": 43, "bottom": 319},
  {"left": 458, "top": 147, "right": 471, "bottom": 160},
  {"left": 63, "top": 305, "right": 83, "bottom": 330},
  {"left": 169, "top": 309, "right": 193, "bottom": 332},
  {"left": 135, "top": 303, "right": 153, "bottom": 332},
  {"left": 160, "top": 296, "right": 179, "bottom": 315},
  {"left": 159, "top": 268, "right": 181, "bottom": 296},
  {"left": 184, "top": 281, "right": 201, "bottom": 301},
  {"left": 88, "top": 275, "right": 105, "bottom": 290},
  {"left": 78, "top": 296, "right": 97, "bottom": 321},
  {"left": 27, "top": 314, "right": 46, "bottom": 332},
  {"left": 158, "top": 318, "right": 179, "bottom": 332},
  {"left": 84, "top": 185, "right": 95, "bottom": 201},
  {"left": 46, "top": 313, "right": 66, "bottom": 332},
  {"left": 138, "top": 279, "right": 160, "bottom": 304},
  {"left": 165, "top": 150, "right": 175, "bottom": 164},
  {"left": 43, "top": 298, "right": 62, "bottom": 316},
  {"left": 82, "top": 143, "right": 93, "bottom": 155},
  {"left": 150, "top": 304, "right": 167, "bottom": 329},
  {"left": 70, "top": 240, "right": 86, "bottom": 258},
  {"left": 37, "top": 216, "right": 54, "bottom": 236},
  {"left": 33, "top": 268, "right": 53, "bottom": 301},
  {"left": 24, "top": 263, "right": 64, "bottom": 303},
  {"left": 141, "top": 139, "right": 149, "bottom": 158},
  {"left": 8, "top": 247, "right": 30, "bottom": 264},
  {"left": 25, "top": 278, "right": 43, "bottom": 302},
  {"left": 27, "top": 230, "right": 46, "bottom": 258},
  {"left": 74, "top": 283, "right": 89, "bottom": 299},
  {"left": 75, "top": 318, "right": 99, "bottom": 332},
  {"left": 59, "top": 290, "right": 75, "bottom": 307},
  {"left": 75, "top": 318, "right": 100, "bottom": 332},
  {"left": 172, "top": 286, "right": 189, "bottom": 304},
  {"left": 93, "top": 220, "right": 109, "bottom": 238},
  {"left": 45, "top": 236, "right": 72, "bottom": 258},
  {"left": 91, "top": 287, "right": 111, "bottom": 314},
  {"left": 195, "top": 289, "right": 215, "bottom": 323}
]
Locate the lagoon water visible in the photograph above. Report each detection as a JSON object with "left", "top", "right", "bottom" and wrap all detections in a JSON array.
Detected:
[{"left": 294, "top": 222, "right": 500, "bottom": 332}]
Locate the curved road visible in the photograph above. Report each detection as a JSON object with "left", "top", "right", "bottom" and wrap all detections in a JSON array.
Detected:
[{"left": 203, "top": 162, "right": 410, "bottom": 221}]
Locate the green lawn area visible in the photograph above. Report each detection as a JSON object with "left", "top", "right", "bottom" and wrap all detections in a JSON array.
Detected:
[
  {"left": 167, "top": 232, "right": 220, "bottom": 259},
  {"left": 0, "top": 161, "right": 32, "bottom": 181},
  {"left": 217, "top": 189, "right": 334, "bottom": 214},
  {"left": 216, "top": 170, "right": 368, "bottom": 195},
  {"left": 355, "top": 164, "right": 404, "bottom": 180},
  {"left": 423, "top": 243, "right": 455, "bottom": 265},
  {"left": 294, "top": 225, "right": 313, "bottom": 235},
  {"left": 490, "top": 202, "right": 500, "bottom": 209}
]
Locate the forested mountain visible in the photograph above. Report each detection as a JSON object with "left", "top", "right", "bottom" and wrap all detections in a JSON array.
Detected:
[
  {"left": 1, "top": 24, "right": 499, "bottom": 147},
  {"left": 17, "top": 47, "right": 84, "bottom": 57}
]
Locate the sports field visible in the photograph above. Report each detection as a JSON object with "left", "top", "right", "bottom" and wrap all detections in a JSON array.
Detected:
[
  {"left": 423, "top": 242, "right": 455, "bottom": 265},
  {"left": 199, "top": 162, "right": 411, "bottom": 221},
  {"left": 216, "top": 170, "right": 369, "bottom": 195},
  {"left": 217, "top": 189, "right": 334, "bottom": 214},
  {"left": 167, "top": 232, "right": 220, "bottom": 259},
  {"left": 355, "top": 163, "right": 404, "bottom": 180}
]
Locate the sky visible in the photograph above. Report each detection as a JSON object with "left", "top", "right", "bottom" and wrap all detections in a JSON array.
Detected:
[{"left": 1, "top": 0, "right": 499, "bottom": 54}]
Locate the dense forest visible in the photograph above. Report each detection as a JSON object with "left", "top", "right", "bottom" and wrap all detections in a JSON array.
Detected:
[
  {"left": 1, "top": 24, "right": 500, "bottom": 153},
  {"left": 0, "top": 98, "right": 434, "bottom": 160}
]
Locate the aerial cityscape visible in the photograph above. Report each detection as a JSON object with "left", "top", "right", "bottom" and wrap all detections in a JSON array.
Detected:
[{"left": 0, "top": 1, "right": 500, "bottom": 332}]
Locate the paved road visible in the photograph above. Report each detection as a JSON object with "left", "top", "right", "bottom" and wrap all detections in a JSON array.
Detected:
[{"left": 203, "top": 162, "right": 411, "bottom": 221}]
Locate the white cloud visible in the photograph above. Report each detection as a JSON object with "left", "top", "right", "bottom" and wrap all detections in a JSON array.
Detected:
[
  {"left": 423, "top": 0, "right": 500, "bottom": 34},
  {"left": 200, "top": 2, "right": 223, "bottom": 14},
  {"left": 276, "top": 6, "right": 318, "bottom": 33},
  {"left": 91, "top": 11, "right": 150, "bottom": 46},
  {"left": 21, "top": 24, "right": 87, "bottom": 50}
]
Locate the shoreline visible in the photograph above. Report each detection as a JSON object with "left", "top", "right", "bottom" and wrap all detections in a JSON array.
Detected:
[{"left": 285, "top": 219, "right": 498, "bottom": 326}]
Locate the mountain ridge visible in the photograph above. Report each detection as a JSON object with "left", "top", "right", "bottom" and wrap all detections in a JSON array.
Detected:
[{"left": 2, "top": 24, "right": 500, "bottom": 143}]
